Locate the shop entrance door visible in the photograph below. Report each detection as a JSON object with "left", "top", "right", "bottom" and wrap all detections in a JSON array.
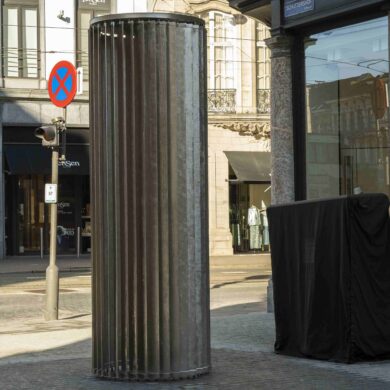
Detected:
[
  {"left": 14, "top": 175, "right": 46, "bottom": 255},
  {"left": 5, "top": 175, "right": 79, "bottom": 255}
]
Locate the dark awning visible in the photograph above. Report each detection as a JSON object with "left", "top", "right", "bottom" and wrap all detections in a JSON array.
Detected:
[
  {"left": 224, "top": 151, "right": 271, "bottom": 182},
  {"left": 4, "top": 144, "right": 89, "bottom": 175}
]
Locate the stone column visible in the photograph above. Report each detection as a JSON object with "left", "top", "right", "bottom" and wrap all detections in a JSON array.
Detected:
[
  {"left": 0, "top": 105, "right": 5, "bottom": 260},
  {"left": 265, "top": 35, "right": 295, "bottom": 312},
  {"left": 266, "top": 35, "right": 295, "bottom": 205},
  {"left": 208, "top": 146, "right": 233, "bottom": 256}
]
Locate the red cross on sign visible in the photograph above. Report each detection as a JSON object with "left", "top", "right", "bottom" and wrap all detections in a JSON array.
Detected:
[{"left": 48, "top": 61, "right": 77, "bottom": 108}]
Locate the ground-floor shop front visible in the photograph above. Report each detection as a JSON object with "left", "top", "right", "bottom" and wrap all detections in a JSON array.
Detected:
[
  {"left": 208, "top": 122, "right": 271, "bottom": 256},
  {"left": 3, "top": 126, "right": 90, "bottom": 256},
  {"left": 227, "top": 151, "right": 271, "bottom": 254},
  {"left": 229, "top": 182, "right": 270, "bottom": 253}
]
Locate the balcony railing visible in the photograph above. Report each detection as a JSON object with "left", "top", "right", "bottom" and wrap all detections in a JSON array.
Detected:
[
  {"left": 257, "top": 89, "right": 271, "bottom": 114},
  {"left": 208, "top": 89, "right": 236, "bottom": 114}
]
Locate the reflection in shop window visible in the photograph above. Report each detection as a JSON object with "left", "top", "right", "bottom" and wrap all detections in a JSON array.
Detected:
[{"left": 305, "top": 17, "right": 389, "bottom": 199}]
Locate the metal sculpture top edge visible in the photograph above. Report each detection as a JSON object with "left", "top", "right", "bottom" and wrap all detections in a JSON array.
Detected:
[{"left": 90, "top": 12, "right": 205, "bottom": 26}]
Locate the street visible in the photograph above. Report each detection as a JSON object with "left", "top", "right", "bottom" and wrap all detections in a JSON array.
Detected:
[
  {"left": 0, "top": 258, "right": 270, "bottom": 323},
  {"left": 1, "top": 255, "right": 390, "bottom": 389}
]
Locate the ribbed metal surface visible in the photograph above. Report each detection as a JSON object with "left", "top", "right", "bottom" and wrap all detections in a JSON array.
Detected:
[{"left": 89, "top": 14, "right": 210, "bottom": 381}]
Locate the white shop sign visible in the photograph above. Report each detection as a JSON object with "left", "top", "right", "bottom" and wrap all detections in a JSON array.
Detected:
[{"left": 45, "top": 184, "right": 58, "bottom": 204}]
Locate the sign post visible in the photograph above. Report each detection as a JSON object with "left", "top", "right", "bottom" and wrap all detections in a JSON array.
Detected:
[{"left": 43, "top": 60, "right": 77, "bottom": 321}]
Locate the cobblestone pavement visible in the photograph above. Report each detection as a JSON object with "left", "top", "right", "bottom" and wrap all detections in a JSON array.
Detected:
[
  {"left": 2, "top": 349, "right": 390, "bottom": 390},
  {"left": 1, "top": 256, "right": 390, "bottom": 389},
  {"left": 1, "top": 312, "right": 390, "bottom": 389}
]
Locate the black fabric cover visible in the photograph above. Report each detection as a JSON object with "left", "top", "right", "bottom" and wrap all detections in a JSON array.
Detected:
[{"left": 267, "top": 194, "right": 390, "bottom": 363}]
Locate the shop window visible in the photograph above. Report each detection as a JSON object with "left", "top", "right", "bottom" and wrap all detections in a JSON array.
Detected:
[
  {"left": 229, "top": 174, "right": 271, "bottom": 253},
  {"left": 2, "top": 2, "right": 39, "bottom": 78},
  {"left": 305, "top": 16, "right": 389, "bottom": 199}
]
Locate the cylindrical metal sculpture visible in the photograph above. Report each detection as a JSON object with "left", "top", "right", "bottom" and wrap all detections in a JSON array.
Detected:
[{"left": 89, "top": 13, "right": 210, "bottom": 381}]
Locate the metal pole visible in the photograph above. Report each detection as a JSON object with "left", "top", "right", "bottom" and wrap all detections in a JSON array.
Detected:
[
  {"left": 61, "top": 108, "right": 67, "bottom": 161},
  {"left": 77, "top": 226, "right": 80, "bottom": 258},
  {"left": 45, "top": 148, "right": 59, "bottom": 321},
  {"left": 40, "top": 227, "right": 44, "bottom": 259}
]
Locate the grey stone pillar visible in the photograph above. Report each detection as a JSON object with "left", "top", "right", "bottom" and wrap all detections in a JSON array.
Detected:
[
  {"left": 0, "top": 106, "right": 5, "bottom": 260},
  {"left": 266, "top": 35, "right": 295, "bottom": 205},
  {"left": 265, "top": 35, "right": 295, "bottom": 312}
]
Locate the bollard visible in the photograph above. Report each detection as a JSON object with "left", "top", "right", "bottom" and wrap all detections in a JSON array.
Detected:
[{"left": 89, "top": 13, "right": 210, "bottom": 381}]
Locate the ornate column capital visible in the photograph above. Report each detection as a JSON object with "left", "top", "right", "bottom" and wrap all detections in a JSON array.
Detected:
[{"left": 265, "top": 35, "right": 294, "bottom": 58}]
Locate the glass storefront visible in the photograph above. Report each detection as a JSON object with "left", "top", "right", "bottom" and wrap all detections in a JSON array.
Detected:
[
  {"left": 5, "top": 174, "right": 90, "bottom": 256},
  {"left": 3, "top": 126, "right": 91, "bottom": 256},
  {"left": 305, "top": 17, "right": 389, "bottom": 199},
  {"left": 229, "top": 169, "right": 271, "bottom": 253},
  {"left": 17, "top": 175, "right": 45, "bottom": 253}
]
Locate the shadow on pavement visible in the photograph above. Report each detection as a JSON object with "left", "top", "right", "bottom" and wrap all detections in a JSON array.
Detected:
[
  {"left": 0, "top": 269, "right": 91, "bottom": 289},
  {"left": 1, "top": 303, "right": 390, "bottom": 389},
  {"left": 211, "top": 274, "right": 270, "bottom": 290}
]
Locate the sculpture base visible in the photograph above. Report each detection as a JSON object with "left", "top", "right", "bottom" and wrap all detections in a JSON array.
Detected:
[{"left": 94, "top": 365, "right": 210, "bottom": 381}]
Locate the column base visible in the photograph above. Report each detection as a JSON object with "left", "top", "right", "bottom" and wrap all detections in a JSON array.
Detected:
[
  {"left": 209, "top": 229, "right": 233, "bottom": 256},
  {"left": 267, "top": 278, "right": 274, "bottom": 313}
]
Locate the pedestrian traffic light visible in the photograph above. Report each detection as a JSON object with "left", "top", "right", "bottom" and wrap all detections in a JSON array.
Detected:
[{"left": 34, "top": 125, "right": 59, "bottom": 147}]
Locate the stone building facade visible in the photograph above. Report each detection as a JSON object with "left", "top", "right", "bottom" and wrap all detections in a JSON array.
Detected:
[
  {"left": 231, "top": 0, "right": 390, "bottom": 205},
  {"left": 153, "top": 0, "right": 272, "bottom": 256},
  {"left": 0, "top": 0, "right": 270, "bottom": 258}
]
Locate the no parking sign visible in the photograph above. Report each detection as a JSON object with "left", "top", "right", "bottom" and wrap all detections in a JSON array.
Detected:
[{"left": 48, "top": 60, "right": 77, "bottom": 108}]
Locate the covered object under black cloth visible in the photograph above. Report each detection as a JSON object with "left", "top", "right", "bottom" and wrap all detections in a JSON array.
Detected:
[{"left": 267, "top": 194, "right": 390, "bottom": 363}]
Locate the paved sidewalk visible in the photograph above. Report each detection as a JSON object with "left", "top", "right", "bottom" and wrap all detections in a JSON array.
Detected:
[
  {"left": 2, "top": 254, "right": 390, "bottom": 389},
  {"left": 0, "top": 255, "right": 92, "bottom": 274},
  {"left": 1, "top": 311, "right": 390, "bottom": 389},
  {"left": 0, "top": 253, "right": 271, "bottom": 274}
]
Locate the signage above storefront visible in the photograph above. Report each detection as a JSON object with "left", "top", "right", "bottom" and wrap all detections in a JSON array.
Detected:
[
  {"left": 58, "top": 160, "right": 81, "bottom": 169},
  {"left": 79, "top": 0, "right": 111, "bottom": 11},
  {"left": 284, "top": 0, "right": 314, "bottom": 18}
]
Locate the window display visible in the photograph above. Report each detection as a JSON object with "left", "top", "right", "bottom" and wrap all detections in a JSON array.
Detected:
[{"left": 229, "top": 178, "right": 271, "bottom": 253}]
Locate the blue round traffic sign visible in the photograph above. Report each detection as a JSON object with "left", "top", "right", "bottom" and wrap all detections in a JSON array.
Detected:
[{"left": 48, "top": 60, "right": 77, "bottom": 108}]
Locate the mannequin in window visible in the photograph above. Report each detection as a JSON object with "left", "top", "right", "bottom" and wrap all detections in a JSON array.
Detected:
[
  {"left": 248, "top": 205, "right": 261, "bottom": 250},
  {"left": 260, "top": 207, "right": 269, "bottom": 250}
]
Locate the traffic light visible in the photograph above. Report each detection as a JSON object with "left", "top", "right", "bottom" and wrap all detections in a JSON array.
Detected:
[{"left": 34, "top": 125, "right": 59, "bottom": 147}]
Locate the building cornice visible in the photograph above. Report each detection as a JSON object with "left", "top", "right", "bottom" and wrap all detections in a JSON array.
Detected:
[
  {"left": 152, "top": 0, "right": 239, "bottom": 15},
  {"left": 0, "top": 88, "right": 89, "bottom": 103},
  {"left": 210, "top": 119, "right": 270, "bottom": 140}
]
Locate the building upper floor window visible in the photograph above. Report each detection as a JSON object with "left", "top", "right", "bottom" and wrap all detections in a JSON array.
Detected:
[
  {"left": 207, "top": 11, "right": 236, "bottom": 90},
  {"left": 256, "top": 22, "right": 270, "bottom": 90},
  {"left": 77, "top": 0, "right": 111, "bottom": 81},
  {"left": 2, "top": 1, "right": 39, "bottom": 78},
  {"left": 256, "top": 22, "right": 271, "bottom": 114}
]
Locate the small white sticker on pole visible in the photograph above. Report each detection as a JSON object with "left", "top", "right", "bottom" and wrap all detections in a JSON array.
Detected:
[
  {"left": 45, "top": 184, "right": 58, "bottom": 204},
  {"left": 76, "top": 67, "right": 83, "bottom": 95}
]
